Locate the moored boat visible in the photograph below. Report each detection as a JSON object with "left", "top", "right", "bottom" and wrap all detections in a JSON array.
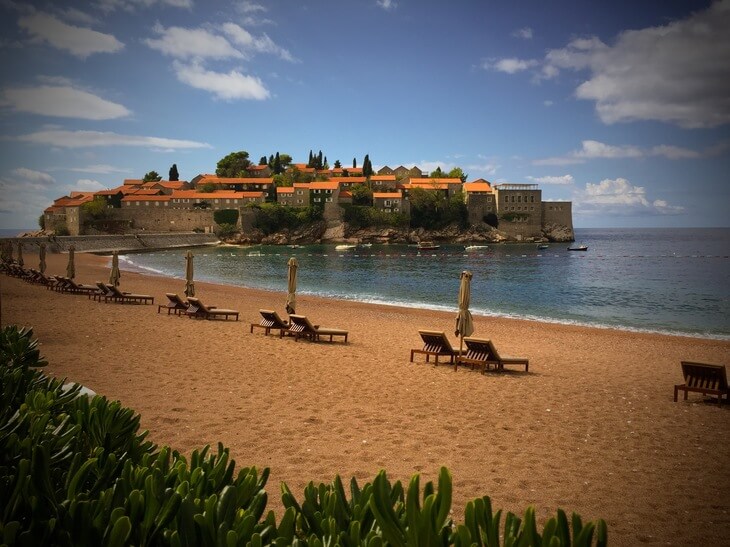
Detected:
[
  {"left": 416, "top": 241, "right": 440, "bottom": 250},
  {"left": 537, "top": 244, "right": 549, "bottom": 250},
  {"left": 335, "top": 244, "right": 357, "bottom": 251},
  {"left": 567, "top": 244, "right": 588, "bottom": 251},
  {"left": 464, "top": 245, "right": 489, "bottom": 251}
]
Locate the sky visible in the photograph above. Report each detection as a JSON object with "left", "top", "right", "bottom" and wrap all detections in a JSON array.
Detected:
[{"left": 0, "top": 0, "right": 729, "bottom": 230}]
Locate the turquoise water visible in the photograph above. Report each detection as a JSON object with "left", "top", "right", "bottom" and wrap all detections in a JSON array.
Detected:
[{"left": 120, "top": 228, "right": 730, "bottom": 340}]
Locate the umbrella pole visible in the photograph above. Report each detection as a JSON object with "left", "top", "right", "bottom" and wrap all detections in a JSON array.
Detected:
[{"left": 456, "top": 335, "right": 464, "bottom": 372}]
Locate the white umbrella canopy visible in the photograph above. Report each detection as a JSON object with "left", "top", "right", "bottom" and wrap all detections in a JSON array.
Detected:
[
  {"left": 285, "top": 257, "right": 298, "bottom": 315},
  {"left": 39, "top": 243, "right": 47, "bottom": 274},
  {"left": 66, "top": 245, "right": 75, "bottom": 279},
  {"left": 109, "top": 251, "right": 121, "bottom": 287},
  {"left": 184, "top": 250, "right": 195, "bottom": 297},
  {"left": 455, "top": 270, "right": 475, "bottom": 353}
]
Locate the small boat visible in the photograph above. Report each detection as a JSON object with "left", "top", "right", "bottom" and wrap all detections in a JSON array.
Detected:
[
  {"left": 358, "top": 243, "right": 372, "bottom": 248},
  {"left": 567, "top": 245, "right": 588, "bottom": 251},
  {"left": 464, "top": 245, "right": 489, "bottom": 251},
  {"left": 335, "top": 244, "right": 357, "bottom": 251},
  {"left": 247, "top": 250, "right": 263, "bottom": 256},
  {"left": 417, "top": 241, "right": 440, "bottom": 251},
  {"left": 536, "top": 244, "right": 549, "bottom": 250}
]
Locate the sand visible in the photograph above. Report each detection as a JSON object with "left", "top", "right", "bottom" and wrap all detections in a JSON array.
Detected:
[{"left": 3, "top": 250, "right": 729, "bottom": 546}]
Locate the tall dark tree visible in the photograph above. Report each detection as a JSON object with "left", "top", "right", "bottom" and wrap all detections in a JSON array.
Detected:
[
  {"left": 168, "top": 164, "right": 179, "bottom": 181},
  {"left": 324, "top": 156, "right": 328, "bottom": 169},
  {"left": 259, "top": 156, "right": 267, "bottom": 165},
  {"left": 308, "top": 150, "right": 314, "bottom": 167},
  {"left": 334, "top": 160, "right": 342, "bottom": 168},
  {"left": 363, "top": 154, "right": 373, "bottom": 178},
  {"left": 317, "top": 150, "right": 323, "bottom": 169},
  {"left": 274, "top": 152, "right": 282, "bottom": 175},
  {"left": 352, "top": 158, "right": 357, "bottom": 168}
]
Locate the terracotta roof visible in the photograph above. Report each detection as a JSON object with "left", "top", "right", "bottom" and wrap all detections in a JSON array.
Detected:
[
  {"left": 463, "top": 182, "right": 492, "bottom": 193},
  {"left": 171, "top": 190, "right": 264, "bottom": 200},
  {"left": 293, "top": 183, "right": 310, "bottom": 189},
  {"left": 129, "top": 189, "right": 163, "bottom": 196},
  {"left": 308, "top": 182, "right": 339, "bottom": 190},
  {"left": 408, "top": 178, "right": 463, "bottom": 185},
  {"left": 123, "top": 179, "right": 143, "bottom": 185},
  {"left": 329, "top": 177, "right": 366, "bottom": 184},
  {"left": 373, "top": 192, "right": 402, "bottom": 199},
  {"left": 95, "top": 189, "right": 124, "bottom": 196},
  {"left": 197, "top": 175, "right": 274, "bottom": 185},
  {"left": 401, "top": 182, "right": 451, "bottom": 190},
  {"left": 159, "top": 181, "right": 187, "bottom": 189},
  {"left": 248, "top": 165, "right": 270, "bottom": 170},
  {"left": 370, "top": 175, "right": 397, "bottom": 181},
  {"left": 276, "top": 187, "right": 295, "bottom": 194},
  {"left": 121, "top": 195, "right": 171, "bottom": 202}
]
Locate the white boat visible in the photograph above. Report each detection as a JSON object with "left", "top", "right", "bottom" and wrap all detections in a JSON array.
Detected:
[
  {"left": 416, "top": 241, "right": 440, "bottom": 250},
  {"left": 247, "top": 250, "right": 263, "bottom": 256},
  {"left": 335, "top": 244, "right": 357, "bottom": 251},
  {"left": 567, "top": 244, "right": 588, "bottom": 251},
  {"left": 464, "top": 245, "right": 489, "bottom": 251}
]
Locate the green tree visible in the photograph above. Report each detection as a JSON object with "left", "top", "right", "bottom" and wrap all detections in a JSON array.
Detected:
[
  {"left": 317, "top": 150, "right": 323, "bottom": 169},
  {"left": 169, "top": 164, "right": 179, "bottom": 181},
  {"left": 334, "top": 160, "right": 342, "bottom": 168},
  {"left": 363, "top": 154, "right": 373, "bottom": 178},
  {"left": 429, "top": 167, "right": 445, "bottom": 178},
  {"left": 447, "top": 167, "right": 468, "bottom": 182},
  {"left": 143, "top": 170, "right": 162, "bottom": 182},
  {"left": 259, "top": 156, "right": 268, "bottom": 165},
  {"left": 278, "top": 153, "right": 292, "bottom": 170},
  {"left": 216, "top": 151, "right": 251, "bottom": 177},
  {"left": 38, "top": 214, "right": 45, "bottom": 230},
  {"left": 352, "top": 157, "right": 357, "bottom": 168},
  {"left": 308, "top": 150, "right": 314, "bottom": 167},
  {"left": 350, "top": 184, "right": 373, "bottom": 206},
  {"left": 81, "top": 197, "right": 108, "bottom": 219},
  {"left": 199, "top": 183, "right": 216, "bottom": 193},
  {"left": 273, "top": 152, "right": 282, "bottom": 175}
]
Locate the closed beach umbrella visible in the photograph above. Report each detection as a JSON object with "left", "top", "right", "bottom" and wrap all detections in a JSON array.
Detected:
[
  {"left": 16, "top": 241, "right": 23, "bottom": 268},
  {"left": 39, "top": 243, "right": 47, "bottom": 274},
  {"left": 455, "top": 270, "right": 475, "bottom": 354},
  {"left": 184, "top": 250, "right": 195, "bottom": 297},
  {"left": 109, "top": 251, "right": 121, "bottom": 287},
  {"left": 66, "top": 245, "right": 75, "bottom": 279},
  {"left": 285, "top": 257, "right": 298, "bottom": 315}
]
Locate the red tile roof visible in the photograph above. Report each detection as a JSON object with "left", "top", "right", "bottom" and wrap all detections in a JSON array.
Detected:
[
  {"left": 196, "top": 175, "right": 274, "bottom": 185},
  {"left": 373, "top": 192, "right": 402, "bottom": 199},
  {"left": 121, "top": 195, "right": 171, "bottom": 202},
  {"left": 463, "top": 182, "right": 492, "bottom": 192}
]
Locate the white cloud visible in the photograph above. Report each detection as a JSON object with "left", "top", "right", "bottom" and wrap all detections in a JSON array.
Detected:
[
  {"left": 574, "top": 177, "right": 684, "bottom": 216},
  {"left": 16, "top": 129, "right": 212, "bottom": 150},
  {"left": 486, "top": 57, "right": 539, "bottom": 74},
  {"left": 145, "top": 24, "right": 243, "bottom": 60},
  {"left": 512, "top": 27, "right": 533, "bottom": 39},
  {"left": 96, "top": 0, "right": 193, "bottom": 12},
  {"left": 544, "top": 100, "right": 554, "bottom": 107},
  {"left": 221, "top": 23, "right": 295, "bottom": 61},
  {"left": 11, "top": 167, "right": 55, "bottom": 186},
  {"left": 235, "top": 1, "right": 267, "bottom": 13},
  {"left": 527, "top": 174, "right": 574, "bottom": 185},
  {"left": 173, "top": 61, "right": 270, "bottom": 100},
  {"left": 543, "top": 2, "right": 730, "bottom": 128},
  {"left": 377, "top": 0, "right": 397, "bottom": 11},
  {"left": 534, "top": 139, "right": 706, "bottom": 165},
  {"left": 1, "top": 85, "right": 130, "bottom": 120},
  {"left": 57, "top": 7, "right": 98, "bottom": 25},
  {"left": 65, "top": 179, "right": 106, "bottom": 192},
  {"left": 18, "top": 12, "right": 124, "bottom": 58},
  {"left": 67, "top": 164, "right": 132, "bottom": 174}
]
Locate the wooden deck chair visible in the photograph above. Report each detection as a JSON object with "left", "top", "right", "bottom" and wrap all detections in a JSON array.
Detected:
[
  {"left": 185, "top": 297, "right": 239, "bottom": 321},
  {"left": 459, "top": 337, "right": 529, "bottom": 372},
  {"left": 107, "top": 284, "right": 154, "bottom": 305},
  {"left": 63, "top": 278, "right": 98, "bottom": 296},
  {"left": 410, "top": 330, "right": 460, "bottom": 366},
  {"left": 674, "top": 361, "right": 728, "bottom": 403},
  {"left": 250, "top": 309, "right": 290, "bottom": 336},
  {"left": 158, "top": 293, "right": 189, "bottom": 315},
  {"left": 287, "top": 314, "right": 348, "bottom": 343}
]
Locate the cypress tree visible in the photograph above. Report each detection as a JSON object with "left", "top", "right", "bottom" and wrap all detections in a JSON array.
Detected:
[
  {"left": 274, "top": 152, "right": 282, "bottom": 175},
  {"left": 168, "top": 164, "right": 179, "bottom": 181},
  {"left": 317, "top": 150, "right": 323, "bottom": 170},
  {"left": 308, "top": 150, "right": 313, "bottom": 167},
  {"left": 352, "top": 158, "right": 357, "bottom": 168}
]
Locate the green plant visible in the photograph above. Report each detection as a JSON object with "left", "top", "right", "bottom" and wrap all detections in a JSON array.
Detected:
[
  {"left": 213, "top": 209, "right": 239, "bottom": 226},
  {"left": 215, "top": 223, "right": 238, "bottom": 238}
]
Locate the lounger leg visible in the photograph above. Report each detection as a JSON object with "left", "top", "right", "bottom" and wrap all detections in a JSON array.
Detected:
[{"left": 673, "top": 386, "right": 678, "bottom": 402}]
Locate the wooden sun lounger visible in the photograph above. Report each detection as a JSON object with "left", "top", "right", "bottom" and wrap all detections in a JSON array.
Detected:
[
  {"left": 455, "top": 338, "right": 529, "bottom": 373},
  {"left": 250, "top": 309, "right": 290, "bottom": 336},
  {"left": 410, "top": 330, "right": 460, "bottom": 366},
  {"left": 674, "top": 361, "right": 729, "bottom": 403},
  {"left": 106, "top": 284, "right": 154, "bottom": 305},
  {"left": 287, "top": 314, "right": 348, "bottom": 343},
  {"left": 158, "top": 293, "right": 189, "bottom": 315},
  {"left": 185, "top": 297, "right": 239, "bottom": 321}
]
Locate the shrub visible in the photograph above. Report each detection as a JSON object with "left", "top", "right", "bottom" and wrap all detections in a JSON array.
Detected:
[
  {"left": 213, "top": 209, "right": 239, "bottom": 226},
  {"left": 250, "top": 203, "right": 322, "bottom": 235},
  {"left": 343, "top": 205, "right": 408, "bottom": 229},
  {"left": 215, "top": 223, "right": 238, "bottom": 238}
]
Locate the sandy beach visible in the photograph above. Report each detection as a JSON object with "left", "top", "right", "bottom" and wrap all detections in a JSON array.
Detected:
[{"left": 3, "top": 249, "right": 729, "bottom": 546}]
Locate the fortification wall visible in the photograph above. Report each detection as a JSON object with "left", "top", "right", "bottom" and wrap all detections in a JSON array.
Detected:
[
  {"left": 110, "top": 208, "right": 215, "bottom": 233},
  {"left": 3, "top": 233, "right": 219, "bottom": 254},
  {"left": 466, "top": 194, "right": 497, "bottom": 225},
  {"left": 542, "top": 202, "right": 573, "bottom": 229},
  {"left": 496, "top": 217, "right": 543, "bottom": 240}
]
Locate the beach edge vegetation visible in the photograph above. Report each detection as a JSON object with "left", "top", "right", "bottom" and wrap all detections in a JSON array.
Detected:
[{"left": 0, "top": 326, "right": 607, "bottom": 546}]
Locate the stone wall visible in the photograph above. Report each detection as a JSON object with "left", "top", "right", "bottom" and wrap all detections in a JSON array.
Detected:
[
  {"left": 110, "top": 208, "right": 215, "bottom": 233},
  {"left": 3, "top": 233, "right": 219, "bottom": 254},
  {"left": 466, "top": 194, "right": 497, "bottom": 225},
  {"left": 542, "top": 201, "right": 573, "bottom": 230}
]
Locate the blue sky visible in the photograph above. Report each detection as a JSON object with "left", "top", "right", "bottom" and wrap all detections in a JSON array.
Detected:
[{"left": 1, "top": 0, "right": 728, "bottom": 230}]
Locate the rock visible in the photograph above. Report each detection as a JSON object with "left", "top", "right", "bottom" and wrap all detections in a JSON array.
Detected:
[{"left": 542, "top": 223, "right": 575, "bottom": 242}]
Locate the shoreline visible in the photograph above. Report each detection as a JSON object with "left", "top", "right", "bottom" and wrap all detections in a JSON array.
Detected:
[
  {"left": 116, "top": 251, "right": 730, "bottom": 342},
  {"left": 4, "top": 250, "right": 730, "bottom": 546}
]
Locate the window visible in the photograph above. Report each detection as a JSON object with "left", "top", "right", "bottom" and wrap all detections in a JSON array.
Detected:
[
  {"left": 226, "top": 199, "right": 230, "bottom": 204},
  {"left": 487, "top": 196, "right": 492, "bottom": 202},
  {"left": 518, "top": 195, "right": 522, "bottom": 203},
  {"left": 326, "top": 197, "right": 332, "bottom": 202},
  {"left": 394, "top": 208, "right": 399, "bottom": 212},
  {"left": 384, "top": 200, "right": 391, "bottom": 207},
  {"left": 297, "top": 199, "right": 303, "bottom": 204},
  {"left": 297, "top": 190, "right": 303, "bottom": 195},
  {"left": 155, "top": 202, "right": 159, "bottom": 207},
  {"left": 530, "top": 195, "right": 534, "bottom": 203}
]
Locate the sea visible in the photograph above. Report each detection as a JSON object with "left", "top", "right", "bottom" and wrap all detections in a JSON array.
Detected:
[{"left": 118, "top": 228, "right": 730, "bottom": 341}]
